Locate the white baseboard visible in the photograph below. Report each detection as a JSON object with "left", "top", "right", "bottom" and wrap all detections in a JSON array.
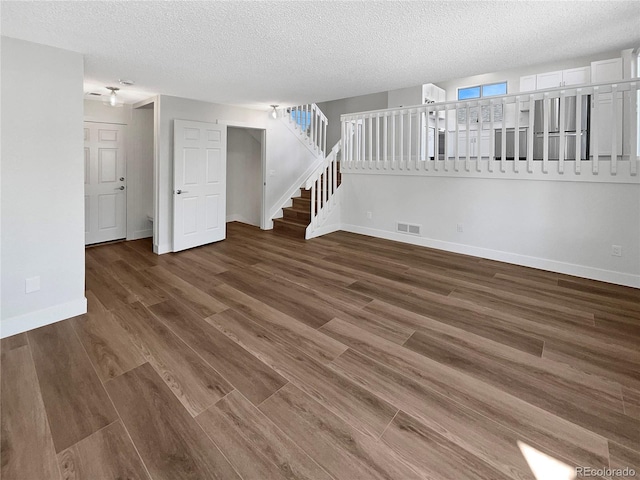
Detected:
[
  {"left": 155, "top": 243, "right": 172, "bottom": 255},
  {"left": 340, "top": 224, "right": 640, "bottom": 288},
  {"left": 307, "top": 222, "right": 342, "bottom": 239},
  {"left": 1, "top": 297, "right": 88, "bottom": 338},
  {"left": 226, "top": 214, "right": 259, "bottom": 226},
  {"left": 129, "top": 229, "right": 152, "bottom": 240}
]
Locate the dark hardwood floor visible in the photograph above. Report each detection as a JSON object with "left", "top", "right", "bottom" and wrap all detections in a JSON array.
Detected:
[{"left": 2, "top": 221, "right": 639, "bottom": 479}]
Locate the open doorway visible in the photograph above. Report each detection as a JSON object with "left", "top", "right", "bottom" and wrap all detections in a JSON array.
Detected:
[
  {"left": 226, "top": 126, "right": 266, "bottom": 229},
  {"left": 128, "top": 98, "right": 156, "bottom": 252}
]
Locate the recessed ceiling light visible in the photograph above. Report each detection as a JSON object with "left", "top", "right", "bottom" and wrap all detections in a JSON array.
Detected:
[{"left": 119, "top": 79, "right": 135, "bottom": 86}]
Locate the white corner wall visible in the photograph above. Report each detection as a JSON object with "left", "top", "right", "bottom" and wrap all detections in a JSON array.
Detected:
[
  {"left": 1, "top": 37, "right": 87, "bottom": 337},
  {"left": 129, "top": 107, "right": 154, "bottom": 240},
  {"left": 341, "top": 174, "right": 640, "bottom": 287},
  {"left": 156, "top": 95, "right": 318, "bottom": 253}
]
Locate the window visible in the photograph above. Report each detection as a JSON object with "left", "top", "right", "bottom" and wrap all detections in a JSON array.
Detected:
[
  {"left": 481, "top": 82, "right": 507, "bottom": 97},
  {"left": 458, "top": 86, "right": 481, "bottom": 100},
  {"left": 458, "top": 81, "right": 507, "bottom": 100},
  {"left": 457, "top": 81, "right": 508, "bottom": 123}
]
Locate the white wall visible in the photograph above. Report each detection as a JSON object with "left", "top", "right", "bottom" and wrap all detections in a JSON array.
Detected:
[
  {"left": 387, "top": 85, "right": 423, "bottom": 109},
  {"left": 341, "top": 174, "right": 640, "bottom": 287},
  {"left": 227, "top": 127, "right": 262, "bottom": 226},
  {"left": 317, "top": 91, "right": 388, "bottom": 149},
  {"left": 84, "top": 99, "right": 132, "bottom": 124},
  {"left": 156, "top": 95, "right": 318, "bottom": 253},
  {"left": 1, "top": 37, "right": 86, "bottom": 337}
]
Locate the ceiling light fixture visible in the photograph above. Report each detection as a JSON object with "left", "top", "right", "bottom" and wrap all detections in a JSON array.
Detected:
[
  {"left": 270, "top": 105, "right": 279, "bottom": 119},
  {"left": 106, "top": 86, "right": 120, "bottom": 106}
]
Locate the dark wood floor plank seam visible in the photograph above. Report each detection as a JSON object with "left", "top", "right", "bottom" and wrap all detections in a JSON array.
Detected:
[
  {"left": 147, "top": 299, "right": 288, "bottom": 406},
  {"left": 321, "top": 318, "right": 613, "bottom": 469}
]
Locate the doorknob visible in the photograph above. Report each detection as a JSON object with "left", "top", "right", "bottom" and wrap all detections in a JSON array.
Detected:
[
  {"left": 176, "top": 189, "right": 189, "bottom": 194},
  {"left": 120, "top": 177, "right": 125, "bottom": 181},
  {"left": 116, "top": 186, "right": 125, "bottom": 191}
]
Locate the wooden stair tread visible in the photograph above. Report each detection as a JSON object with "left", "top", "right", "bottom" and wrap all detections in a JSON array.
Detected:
[
  {"left": 273, "top": 217, "right": 308, "bottom": 227},
  {"left": 283, "top": 207, "right": 310, "bottom": 214}
]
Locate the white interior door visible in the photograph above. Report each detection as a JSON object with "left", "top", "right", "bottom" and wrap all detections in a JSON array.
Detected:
[
  {"left": 173, "top": 120, "right": 227, "bottom": 252},
  {"left": 84, "top": 122, "right": 126, "bottom": 245}
]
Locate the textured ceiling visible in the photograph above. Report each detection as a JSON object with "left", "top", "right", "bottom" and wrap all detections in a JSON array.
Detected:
[{"left": 2, "top": 1, "right": 639, "bottom": 108}]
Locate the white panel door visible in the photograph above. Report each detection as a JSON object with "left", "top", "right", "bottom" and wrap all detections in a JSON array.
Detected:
[
  {"left": 84, "top": 122, "right": 126, "bottom": 245},
  {"left": 173, "top": 120, "right": 227, "bottom": 252}
]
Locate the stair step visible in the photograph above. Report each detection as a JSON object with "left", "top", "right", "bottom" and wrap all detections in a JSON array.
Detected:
[
  {"left": 283, "top": 207, "right": 311, "bottom": 222},
  {"left": 299, "top": 189, "right": 311, "bottom": 199},
  {"left": 273, "top": 218, "right": 307, "bottom": 239},
  {"left": 292, "top": 197, "right": 311, "bottom": 210}
]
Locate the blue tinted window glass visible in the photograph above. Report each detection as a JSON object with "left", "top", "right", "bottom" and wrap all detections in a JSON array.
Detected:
[
  {"left": 458, "top": 86, "right": 481, "bottom": 100},
  {"left": 290, "top": 110, "right": 312, "bottom": 130},
  {"left": 482, "top": 82, "right": 507, "bottom": 97}
]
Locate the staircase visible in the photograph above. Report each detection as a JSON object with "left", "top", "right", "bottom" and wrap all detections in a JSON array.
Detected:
[{"left": 273, "top": 157, "right": 341, "bottom": 239}]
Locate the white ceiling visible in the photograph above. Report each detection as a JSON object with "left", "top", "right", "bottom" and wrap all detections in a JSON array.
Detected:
[{"left": 2, "top": 1, "right": 639, "bottom": 109}]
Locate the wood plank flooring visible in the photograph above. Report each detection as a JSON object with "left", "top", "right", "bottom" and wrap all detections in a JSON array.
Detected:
[{"left": 1, "top": 221, "right": 639, "bottom": 479}]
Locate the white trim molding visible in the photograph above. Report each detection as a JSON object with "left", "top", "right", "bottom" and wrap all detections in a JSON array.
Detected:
[
  {"left": 340, "top": 224, "right": 640, "bottom": 288},
  {"left": 0, "top": 297, "right": 88, "bottom": 338}
]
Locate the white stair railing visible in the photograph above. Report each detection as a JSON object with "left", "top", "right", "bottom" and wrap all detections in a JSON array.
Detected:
[
  {"left": 341, "top": 79, "right": 639, "bottom": 180},
  {"left": 306, "top": 140, "right": 341, "bottom": 237},
  {"left": 286, "top": 103, "right": 328, "bottom": 156}
]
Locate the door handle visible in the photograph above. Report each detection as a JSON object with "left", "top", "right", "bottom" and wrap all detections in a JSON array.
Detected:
[
  {"left": 116, "top": 186, "right": 125, "bottom": 190},
  {"left": 176, "top": 189, "right": 189, "bottom": 194}
]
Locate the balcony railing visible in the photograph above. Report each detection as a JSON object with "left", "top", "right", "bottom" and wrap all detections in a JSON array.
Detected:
[{"left": 341, "top": 80, "right": 639, "bottom": 180}]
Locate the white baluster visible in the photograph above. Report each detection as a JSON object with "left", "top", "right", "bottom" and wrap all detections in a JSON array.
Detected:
[
  {"left": 592, "top": 87, "right": 599, "bottom": 174},
  {"left": 454, "top": 104, "right": 460, "bottom": 172},
  {"left": 543, "top": 94, "right": 549, "bottom": 174},
  {"left": 391, "top": 114, "right": 396, "bottom": 170},
  {"left": 575, "top": 90, "right": 582, "bottom": 174},
  {"left": 383, "top": 114, "right": 388, "bottom": 170},
  {"left": 488, "top": 100, "right": 494, "bottom": 173},
  {"left": 466, "top": 104, "right": 471, "bottom": 172},
  {"left": 444, "top": 107, "right": 449, "bottom": 172},
  {"left": 527, "top": 94, "right": 534, "bottom": 173},
  {"left": 399, "top": 112, "right": 404, "bottom": 170},
  {"left": 514, "top": 96, "right": 520, "bottom": 173},
  {"left": 368, "top": 115, "right": 373, "bottom": 170},
  {"left": 501, "top": 98, "right": 507, "bottom": 173},
  {"left": 558, "top": 91, "right": 565, "bottom": 174},
  {"left": 610, "top": 84, "right": 618, "bottom": 175},
  {"left": 434, "top": 107, "right": 439, "bottom": 172},
  {"left": 424, "top": 107, "right": 430, "bottom": 171},
  {"left": 376, "top": 115, "right": 381, "bottom": 170},
  {"left": 407, "top": 110, "right": 412, "bottom": 171},
  {"left": 629, "top": 82, "right": 638, "bottom": 175},
  {"left": 310, "top": 181, "right": 316, "bottom": 230},
  {"left": 476, "top": 102, "right": 482, "bottom": 172}
]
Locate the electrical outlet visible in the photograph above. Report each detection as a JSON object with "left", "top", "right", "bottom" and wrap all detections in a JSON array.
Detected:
[
  {"left": 25, "top": 276, "right": 40, "bottom": 294},
  {"left": 611, "top": 245, "right": 622, "bottom": 257},
  {"left": 366, "top": 211, "right": 373, "bottom": 220},
  {"left": 457, "top": 223, "right": 464, "bottom": 233}
]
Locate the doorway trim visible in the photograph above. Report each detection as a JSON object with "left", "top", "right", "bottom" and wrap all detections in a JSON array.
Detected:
[{"left": 132, "top": 96, "right": 160, "bottom": 252}]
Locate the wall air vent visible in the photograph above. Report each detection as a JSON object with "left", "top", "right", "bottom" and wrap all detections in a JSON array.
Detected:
[{"left": 397, "top": 222, "right": 421, "bottom": 235}]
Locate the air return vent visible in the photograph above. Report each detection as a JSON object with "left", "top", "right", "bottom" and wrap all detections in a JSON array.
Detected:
[
  {"left": 86, "top": 92, "right": 102, "bottom": 96},
  {"left": 397, "top": 222, "right": 421, "bottom": 235}
]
